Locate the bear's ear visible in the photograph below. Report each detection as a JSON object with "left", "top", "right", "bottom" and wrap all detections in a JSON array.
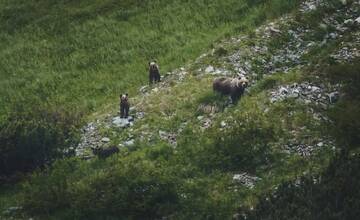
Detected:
[
  {"left": 148, "top": 62, "right": 151, "bottom": 66},
  {"left": 125, "top": 93, "right": 128, "bottom": 97}
]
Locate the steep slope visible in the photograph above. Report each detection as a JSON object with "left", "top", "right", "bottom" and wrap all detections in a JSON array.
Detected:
[
  {"left": 0, "top": 0, "right": 299, "bottom": 176},
  {"left": 1, "top": 0, "right": 360, "bottom": 219}
]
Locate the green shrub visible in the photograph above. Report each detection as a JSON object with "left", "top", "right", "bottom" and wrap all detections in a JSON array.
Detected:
[
  {"left": 0, "top": 104, "right": 82, "bottom": 176},
  {"left": 326, "top": 61, "right": 360, "bottom": 152},
  {"left": 243, "top": 154, "right": 360, "bottom": 220},
  {"left": 181, "top": 107, "right": 277, "bottom": 173},
  {"left": 21, "top": 156, "right": 180, "bottom": 219}
]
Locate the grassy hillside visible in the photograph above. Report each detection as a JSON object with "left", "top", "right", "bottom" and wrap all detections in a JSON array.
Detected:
[
  {"left": 1, "top": 0, "right": 360, "bottom": 219},
  {"left": 0, "top": 0, "right": 299, "bottom": 175}
]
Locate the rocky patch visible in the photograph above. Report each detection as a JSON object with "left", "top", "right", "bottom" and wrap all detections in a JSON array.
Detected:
[
  {"left": 269, "top": 82, "right": 341, "bottom": 108},
  {"left": 75, "top": 111, "right": 142, "bottom": 158},
  {"left": 233, "top": 173, "right": 261, "bottom": 189},
  {"left": 283, "top": 139, "right": 335, "bottom": 157},
  {"left": 202, "top": 65, "right": 232, "bottom": 76},
  {"left": 331, "top": 31, "right": 360, "bottom": 63},
  {"left": 159, "top": 130, "right": 177, "bottom": 147},
  {"left": 197, "top": 116, "right": 213, "bottom": 131}
]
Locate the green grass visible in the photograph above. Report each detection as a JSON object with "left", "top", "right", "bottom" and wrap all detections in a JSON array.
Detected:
[
  {"left": 4, "top": 0, "right": 360, "bottom": 219},
  {"left": 6, "top": 66, "right": 335, "bottom": 219},
  {"left": 0, "top": 0, "right": 301, "bottom": 176}
]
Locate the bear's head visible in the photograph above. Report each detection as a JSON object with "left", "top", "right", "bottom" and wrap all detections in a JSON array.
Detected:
[
  {"left": 120, "top": 94, "right": 128, "bottom": 102},
  {"left": 237, "top": 77, "right": 249, "bottom": 88},
  {"left": 149, "top": 60, "right": 159, "bottom": 71}
]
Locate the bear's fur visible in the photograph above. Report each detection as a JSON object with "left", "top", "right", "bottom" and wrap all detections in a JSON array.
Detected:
[
  {"left": 213, "top": 76, "right": 249, "bottom": 103},
  {"left": 149, "top": 61, "right": 161, "bottom": 84},
  {"left": 92, "top": 146, "right": 119, "bottom": 159},
  {"left": 120, "top": 94, "right": 130, "bottom": 118}
]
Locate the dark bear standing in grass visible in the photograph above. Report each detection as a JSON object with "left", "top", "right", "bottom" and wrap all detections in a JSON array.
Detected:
[
  {"left": 120, "top": 94, "right": 130, "bottom": 118},
  {"left": 149, "top": 60, "right": 161, "bottom": 84},
  {"left": 92, "top": 146, "right": 119, "bottom": 159},
  {"left": 213, "top": 76, "right": 249, "bottom": 103}
]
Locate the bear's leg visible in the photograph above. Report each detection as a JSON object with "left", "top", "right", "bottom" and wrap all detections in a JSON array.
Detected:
[
  {"left": 231, "top": 94, "right": 240, "bottom": 104},
  {"left": 125, "top": 106, "right": 129, "bottom": 118},
  {"left": 120, "top": 105, "right": 125, "bottom": 118},
  {"left": 149, "top": 73, "right": 154, "bottom": 84}
]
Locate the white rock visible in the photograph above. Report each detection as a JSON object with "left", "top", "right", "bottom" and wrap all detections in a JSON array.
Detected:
[
  {"left": 328, "top": 91, "right": 340, "bottom": 103},
  {"left": 269, "top": 27, "right": 281, "bottom": 34},
  {"left": 329, "top": 33, "right": 337, "bottom": 39},
  {"left": 112, "top": 116, "right": 130, "bottom": 128},
  {"left": 356, "top": 17, "right": 360, "bottom": 24},
  {"left": 139, "top": 85, "right": 149, "bottom": 93},
  {"left": 159, "top": 130, "right": 167, "bottom": 138},
  {"left": 124, "top": 139, "right": 135, "bottom": 146},
  {"left": 205, "top": 66, "right": 215, "bottom": 73},
  {"left": 214, "top": 69, "right": 223, "bottom": 75},
  {"left": 311, "top": 86, "right": 320, "bottom": 92},
  {"left": 344, "top": 19, "right": 354, "bottom": 25},
  {"left": 279, "top": 87, "right": 288, "bottom": 94},
  {"left": 101, "top": 137, "right": 110, "bottom": 143}
]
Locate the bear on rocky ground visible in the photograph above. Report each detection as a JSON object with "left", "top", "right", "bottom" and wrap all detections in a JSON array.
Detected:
[
  {"left": 120, "top": 94, "right": 130, "bottom": 118},
  {"left": 149, "top": 60, "right": 161, "bottom": 84},
  {"left": 213, "top": 76, "right": 249, "bottom": 103},
  {"left": 92, "top": 146, "right": 119, "bottom": 159}
]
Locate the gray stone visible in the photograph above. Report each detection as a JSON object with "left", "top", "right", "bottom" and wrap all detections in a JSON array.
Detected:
[
  {"left": 233, "top": 173, "right": 261, "bottom": 189},
  {"left": 205, "top": 65, "right": 215, "bottom": 73},
  {"left": 355, "top": 17, "right": 360, "bottom": 24},
  {"left": 124, "top": 139, "right": 135, "bottom": 146},
  {"left": 344, "top": 19, "right": 354, "bottom": 26},
  {"left": 112, "top": 116, "right": 131, "bottom": 128},
  {"left": 289, "top": 93, "right": 299, "bottom": 98},
  {"left": 139, "top": 85, "right": 149, "bottom": 94},
  {"left": 101, "top": 137, "right": 110, "bottom": 143},
  {"left": 279, "top": 87, "right": 288, "bottom": 94},
  {"left": 328, "top": 91, "right": 340, "bottom": 103},
  {"left": 136, "top": 112, "right": 145, "bottom": 119},
  {"left": 329, "top": 32, "right": 337, "bottom": 39}
]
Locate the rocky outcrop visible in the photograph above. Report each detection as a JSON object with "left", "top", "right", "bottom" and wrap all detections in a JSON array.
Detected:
[
  {"left": 269, "top": 82, "right": 341, "bottom": 107},
  {"left": 233, "top": 173, "right": 261, "bottom": 189}
]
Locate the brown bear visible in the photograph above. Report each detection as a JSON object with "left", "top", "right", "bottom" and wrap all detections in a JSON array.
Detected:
[
  {"left": 213, "top": 76, "right": 249, "bottom": 103},
  {"left": 120, "top": 94, "right": 130, "bottom": 118},
  {"left": 92, "top": 146, "right": 119, "bottom": 159},
  {"left": 149, "top": 60, "right": 161, "bottom": 84}
]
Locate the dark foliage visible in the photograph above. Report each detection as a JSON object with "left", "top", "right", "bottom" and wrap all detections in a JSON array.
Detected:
[
  {"left": 243, "top": 154, "right": 360, "bottom": 220},
  {"left": 0, "top": 104, "right": 82, "bottom": 177}
]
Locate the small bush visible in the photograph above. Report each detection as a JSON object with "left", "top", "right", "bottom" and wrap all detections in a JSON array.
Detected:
[
  {"left": 21, "top": 156, "right": 180, "bottom": 219},
  {"left": 243, "top": 155, "right": 360, "bottom": 220},
  {"left": 0, "top": 104, "right": 82, "bottom": 176},
  {"left": 185, "top": 107, "right": 277, "bottom": 172},
  {"left": 325, "top": 60, "right": 360, "bottom": 152}
]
